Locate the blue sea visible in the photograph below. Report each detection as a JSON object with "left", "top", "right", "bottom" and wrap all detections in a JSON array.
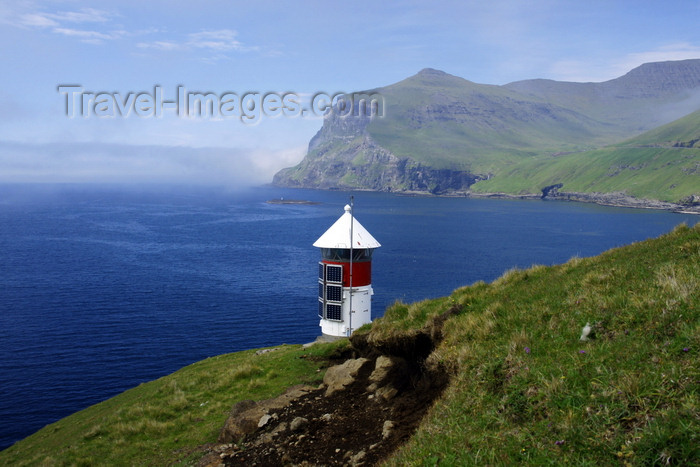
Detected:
[{"left": 0, "top": 183, "right": 697, "bottom": 450}]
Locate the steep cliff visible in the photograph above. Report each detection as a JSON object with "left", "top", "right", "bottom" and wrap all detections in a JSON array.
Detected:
[{"left": 272, "top": 108, "right": 484, "bottom": 193}]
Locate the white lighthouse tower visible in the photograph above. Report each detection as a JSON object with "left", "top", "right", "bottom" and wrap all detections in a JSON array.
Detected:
[{"left": 314, "top": 203, "right": 381, "bottom": 338}]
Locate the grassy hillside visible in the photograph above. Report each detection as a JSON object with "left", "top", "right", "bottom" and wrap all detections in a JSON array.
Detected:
[
  {"left": 376, "top": 222, "right": 699, "bottom": 465},
  {"left": 2, "top": 223, "right": 698, "bottom": 465},
  {"left": 622, "top": 108, "right": 700, "bottom": 148},
  {"left": 472, "top": 109, "right": 700, "bottom": 203},
  {"left": 367, "top": 63, "right": 700, "bottom": 173},
  {"left": 366, "top": 69, "right": 616, "bottom": 172},
  {"left": 471, "top": 146, "right": 700, "bottom": 203},
  {"left": 0, "top": 341, "right": 349, "bottom": 466}
]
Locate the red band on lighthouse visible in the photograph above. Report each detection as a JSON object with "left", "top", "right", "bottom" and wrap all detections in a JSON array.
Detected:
[{"left": 322, "top": 260, "right": 371, "bottom": 287}]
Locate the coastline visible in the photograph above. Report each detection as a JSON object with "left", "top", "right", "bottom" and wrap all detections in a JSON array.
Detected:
[
  {"left": 266, "top": 199, "right": 320, "bottom": 205},
  {"left": 268, "top": 184, "right": 700, "bottom": 214},
  {"left": 470, "top": 190, "right": 700, "bottom": 214}
]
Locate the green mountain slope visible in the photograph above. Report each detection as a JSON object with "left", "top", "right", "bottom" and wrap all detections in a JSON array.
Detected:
[
  {"left": 623, "top": 107, "right": 700, "bottom": 147},
  {"left": 505, "top": 59, "right": 700, "bottom": 131},
  {"left": 472, "top": 108, "right": 700, "bottom": 205},
  {"left": 366, "top": 68, "right": 614, "bottom": 171},
  {"left": 274, "top": 60, "right": 700, "bottom": 200},
  {"left": 2, "top": 224, "right": 698, "bottom": 465}
]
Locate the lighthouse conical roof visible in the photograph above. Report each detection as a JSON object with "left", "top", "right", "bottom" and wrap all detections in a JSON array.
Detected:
[{"left": 313, "top": 205, "right": 381, "bottom": 249}]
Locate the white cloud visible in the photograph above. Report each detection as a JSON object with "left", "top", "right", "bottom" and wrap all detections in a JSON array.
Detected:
[
  {"left": 19, "top": 8, "right": 113, "bottom": 28},
  {"left": 9, "top": 5, "right": 260, "bottom": 56},
  {"left": 49, "top": 8, "right": 112, "bottom": 24},
  {"left": 0, "top": 141, "right": 289, "bottom": 185},
  {"left": 548, "top": 43, "right": 700, "bottom": 83},
  {"left": 52, "top": 28, "right": 120, "bottom": 41},
  {"left": 18, "top": 13, "right": 59, "bottom": 28},
  {"left": 14, "top": 7, "right": 122, "bottom": 43},
  {"left": 187, "top": 30, "right": 244, "bottom": 51},
  {"left": 135, "top": 29, "right": 259, "bottom": 61},
  {"left": 248, "top": 145, "right": 307, "bottom": 174},
  {"left": 136, "top": 40, "right": 181, "bottom": 51}
]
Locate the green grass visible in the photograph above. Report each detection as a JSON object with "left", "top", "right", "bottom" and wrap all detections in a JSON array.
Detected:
[
  {"left": 623, "top": 108, "right": 700, "bottom": 147},
  {"left": 0, "top": 341, "right": 349, "bottom": 466},
  {"left": 368, "top": 222, "right": 699, "bottom": 466},
  {"left": 3, "top": 224, "right": 698, "bottom": 466},
  {"left": 472, "top": 146, "right": 700, "bottom": 202},
  {"left": 366, "top": 70, "right": 616, "bottom": 172},
  {"left": 472, "top": 107, "right": 700, "bottom": 202}
]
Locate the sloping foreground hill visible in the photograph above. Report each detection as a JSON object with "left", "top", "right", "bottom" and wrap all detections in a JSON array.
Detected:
[
  {"left": 1, "top": 223, "right": 698, "bottom": 465},
  {"left": 0, "top": 341, "right": 351, "bottom": 465},
  {"left": 373, "top": 222, "right": 698, "bottom": 465},
  {"left": 471, "top": 108, "right": 700, "bottom": 207}
]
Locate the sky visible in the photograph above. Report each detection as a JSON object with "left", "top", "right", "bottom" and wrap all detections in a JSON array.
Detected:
[{"left": 1, "top": 0, "right": 699, "bottom": 186}]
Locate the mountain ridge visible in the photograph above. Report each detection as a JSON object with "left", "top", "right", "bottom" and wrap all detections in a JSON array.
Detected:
[{"left": 273, "top": 59, "right": 700, "bottom": 208}]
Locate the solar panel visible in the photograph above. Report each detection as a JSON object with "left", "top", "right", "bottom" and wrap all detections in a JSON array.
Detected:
[
  {"left": 318, "top": 263, "right": 344, "bottom": 322},
  {"left": 326, "top": 264, "right": 342, "bottom": 283},
  {"left": 326, "top": 285, "right": 342, "bottom": 302},
  {"left": 326, "top": 304, "right": 342, "bottom": 321}
]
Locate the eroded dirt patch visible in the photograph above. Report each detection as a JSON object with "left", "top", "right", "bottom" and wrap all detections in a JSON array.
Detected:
[{"left": 198, "top": 309, "right": 458, "bottom": 466}]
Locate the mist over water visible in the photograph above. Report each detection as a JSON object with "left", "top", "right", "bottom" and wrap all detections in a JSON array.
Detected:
[{"left": 0, "top": 184, "right": 696, "bottom": 450}]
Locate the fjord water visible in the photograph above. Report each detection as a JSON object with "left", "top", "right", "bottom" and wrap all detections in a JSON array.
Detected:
[{"left": 0, "top": 184, "right": 696, "bottom": 449}]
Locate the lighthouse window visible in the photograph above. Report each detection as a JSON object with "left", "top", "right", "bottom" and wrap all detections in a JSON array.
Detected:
[
  {"left": 326, "top": 265, "right": 343, "bottom": 283},
  {"left": 326, "top": 304, "right": 342, "bottom": 321},
  {"left": 326, "top": 285, "right": 342, "bottom": 302},
  {"left": 321, "top": 248, "right": 344, "bottom": 260},
  {"left": 321, "top": 248, "right": 373, "bottom": 262},
  {"left": 318, "top": 300, "right": 324, "bottom": 318},
  {"left": 318, "top": 262, "right": 324, "bottom": 280},
  {"left": 318, "top": 282, "right": 324, "bottom": 299},
  {"left": 353, "top": 248, "right": 372, "bottom": 261}
]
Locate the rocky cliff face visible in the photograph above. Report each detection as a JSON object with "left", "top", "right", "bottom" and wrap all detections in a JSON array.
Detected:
[{"left": 272, "top": 110, "right": 484, "bottom": 194}]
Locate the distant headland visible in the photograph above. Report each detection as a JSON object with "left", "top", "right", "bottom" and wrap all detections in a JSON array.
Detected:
[{"left": 266, "top": 198, "right": 320, "bottom": 205}]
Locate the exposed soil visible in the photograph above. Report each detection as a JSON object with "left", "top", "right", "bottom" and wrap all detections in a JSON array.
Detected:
[{"left": 196, "top": 313, "right": 457, "bottom": 467}]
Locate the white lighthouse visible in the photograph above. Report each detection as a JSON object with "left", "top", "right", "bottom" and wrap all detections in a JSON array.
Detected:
[{"left": 314, "top": 203, "right": 381, "bottom": 338}]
